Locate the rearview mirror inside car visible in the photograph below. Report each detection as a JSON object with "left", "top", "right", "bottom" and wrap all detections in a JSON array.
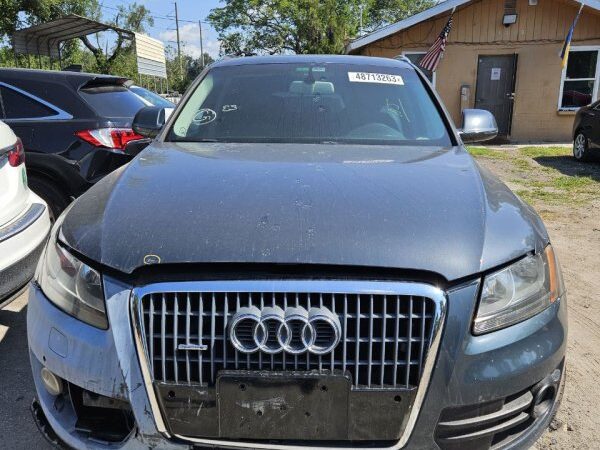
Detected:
[
  {"left": 459, "top": 109, "right": 498, "bottom": 144},
  {"left": 132, "top": 106, "right": 166, "bottom": 139}
]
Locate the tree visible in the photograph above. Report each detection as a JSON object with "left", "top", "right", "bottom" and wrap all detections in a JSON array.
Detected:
[
  {"left": 366, "top": 0, "right": 435, "bottom": 32},
  {"left": 208, "top": 0, "right": 435, "bottom": 56},
  {"left": 79, "top": 3, "right": 154, "bottom": 74},
  {"left": 165, "top": 45, "right": 215, "bottom": 93}
]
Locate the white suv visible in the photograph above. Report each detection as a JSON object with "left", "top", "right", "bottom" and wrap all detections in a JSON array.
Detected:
[{"left": 0, "top": 120, "right": 50, "bottom": 308}]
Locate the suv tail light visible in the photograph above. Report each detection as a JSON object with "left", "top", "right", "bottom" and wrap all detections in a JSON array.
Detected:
[
  {"left": 75, "top": 128, "right": 144, "bottom": 152},
  {"left": 7, "top": 138, "right": 25, "bottom": 167}
]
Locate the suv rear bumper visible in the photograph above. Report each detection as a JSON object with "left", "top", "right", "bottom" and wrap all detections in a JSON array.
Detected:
[
  {"left": 27, "top": 277, "right": 567, "bottom": 450},
  {"left": 0, "top": 200, "right": 49, "bottom": 307}
]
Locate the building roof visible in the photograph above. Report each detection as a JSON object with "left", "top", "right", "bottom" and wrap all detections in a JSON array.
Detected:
[
  {"left": 345, "top": 0, "right": 600, "bottom": 53},
  {"left": 12, "top": 14, "right": 133, "bottom": 59}
]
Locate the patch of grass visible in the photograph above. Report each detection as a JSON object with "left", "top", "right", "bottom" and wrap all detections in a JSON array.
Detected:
[
  {"left": 512, "top": 158, "right": 531, "bottom": 171},
  {"left": 514, "top": 175, "right": 597, "bottom": 206},
  {"left": 519, "top": 146, "right": 571, "bottom": 158},
  {"left": 515, "top": 188, "right": 567, "bottom": 205},
  {"left": 466, "top": 146, "right": 508, "bottom": 159},
  {"left": 552, "top": 175, "right": 595, "bottom": 191}
]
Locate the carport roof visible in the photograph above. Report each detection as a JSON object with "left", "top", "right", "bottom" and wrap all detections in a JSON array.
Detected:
[
  {"left": 12, "top": 14, "right": 133, "bottom": 59},
  {"left": 345, "top": 0, "right": 600, "bottom": 53}
]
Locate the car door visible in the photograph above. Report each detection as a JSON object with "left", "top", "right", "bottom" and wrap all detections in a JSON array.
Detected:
[{"left": 590, "top": 102, "right": 600, "bottom": 147}]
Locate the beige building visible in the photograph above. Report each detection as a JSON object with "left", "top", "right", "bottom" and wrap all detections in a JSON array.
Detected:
[{"left": 346, "top": 0, "right": 600, "bottom": 142}]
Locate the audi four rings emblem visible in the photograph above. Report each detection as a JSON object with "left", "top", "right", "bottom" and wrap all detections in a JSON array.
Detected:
[{"left": 229, "top": 305, "right": 342, "bottom": 355}]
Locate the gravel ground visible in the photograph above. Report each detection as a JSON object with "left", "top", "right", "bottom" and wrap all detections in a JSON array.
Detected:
[{"left": 1, "top": 145, "right": 599, "bottom": 449}]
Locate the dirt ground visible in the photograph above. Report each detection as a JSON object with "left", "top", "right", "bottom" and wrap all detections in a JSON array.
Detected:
[{"left": 471, "top": 145, "right": 600, "bottom": 449}]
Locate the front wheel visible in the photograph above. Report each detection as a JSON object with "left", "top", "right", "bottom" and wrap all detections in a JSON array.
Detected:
[{"left": 573, "top": 132, "right": 590, "bottom": 161}]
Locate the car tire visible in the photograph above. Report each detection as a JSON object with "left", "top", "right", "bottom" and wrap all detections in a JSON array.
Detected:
[
  {"left": 28, "top": 176, "right": 70, "bottom": 222},
  {"left": 573, "top": 132, "right": 591, "bottom": 161}
]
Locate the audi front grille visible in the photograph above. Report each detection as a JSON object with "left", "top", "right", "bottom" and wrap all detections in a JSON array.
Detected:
[{"left": 134, "top": 280, "right": 441, "bottom": 390}]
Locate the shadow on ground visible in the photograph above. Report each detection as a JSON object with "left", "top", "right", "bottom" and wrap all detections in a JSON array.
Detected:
[
  {"left": 0, "top": 294, "right": 52, "bottom": 449},
  {"left": 534, "top": 154, "right": 600, "bottom": 182}
]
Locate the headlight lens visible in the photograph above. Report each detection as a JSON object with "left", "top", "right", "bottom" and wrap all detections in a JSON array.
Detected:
[
  {"left": 474, "top": 245, "right": 563, "bottom": 335},
  {"left": 38, "top": 229, "right": 107, "bottom": 329}
]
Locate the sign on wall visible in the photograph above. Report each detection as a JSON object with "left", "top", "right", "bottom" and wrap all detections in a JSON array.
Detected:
[{"left": 491, "top": 68, "right": 502, "bottom": 81}]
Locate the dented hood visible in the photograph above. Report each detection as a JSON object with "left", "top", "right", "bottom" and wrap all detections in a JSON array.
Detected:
[{"left": 60, "top": 142, "right": 548, "bottom": 281}]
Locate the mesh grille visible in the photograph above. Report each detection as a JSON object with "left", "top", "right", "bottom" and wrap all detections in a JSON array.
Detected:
[{"left": 139, "top": 290, "right": 436, "bottom": 389}]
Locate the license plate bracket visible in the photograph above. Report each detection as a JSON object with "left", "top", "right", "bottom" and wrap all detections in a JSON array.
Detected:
[{"left": 217, "top": 371, "right": 351, "bottom": 440}]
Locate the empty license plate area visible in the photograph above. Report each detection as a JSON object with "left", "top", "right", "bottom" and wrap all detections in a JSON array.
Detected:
[
  {"left": 217, "top": 371, "right": 351, "bottom": 440},
  {"left": 155, "top": 371, "right": 414, "bottom": 441}
]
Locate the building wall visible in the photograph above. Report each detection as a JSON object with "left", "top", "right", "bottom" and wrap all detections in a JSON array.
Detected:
[{"left": 357, "top": 0, "right": 600, "bottom": 142}]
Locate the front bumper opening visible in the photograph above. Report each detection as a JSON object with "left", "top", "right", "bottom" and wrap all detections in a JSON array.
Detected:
[
  {"left": 434, "top": 364, "right": 564, "bottom": 449},
  {"left": 68, "top": 383, "right": 135, "bottom": 443}
]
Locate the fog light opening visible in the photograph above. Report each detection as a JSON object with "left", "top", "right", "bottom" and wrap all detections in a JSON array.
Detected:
[
  {"left": 532, "top": 384, "right": 556, "bottom": 419},
  {"left": 40, "top": 367, "right": 63, "bottom": 396}
]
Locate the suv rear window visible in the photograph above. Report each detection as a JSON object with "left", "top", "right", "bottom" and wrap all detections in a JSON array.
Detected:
[
  {"left": 79, "top": 85, "right": 146, "bottom": 118},
  {"left": 168, "top": 62, "right": 451, "bottom": 146}
]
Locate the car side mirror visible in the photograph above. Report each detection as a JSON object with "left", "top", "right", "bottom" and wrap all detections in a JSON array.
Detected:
[
  {"left": 459, "top": 109, "right": 498, "bottom": 143},
  {"left": 132, "top": 106, "right": 166, "bottom": 139}
]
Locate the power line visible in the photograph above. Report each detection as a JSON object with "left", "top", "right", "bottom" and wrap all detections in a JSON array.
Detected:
[{"left": 98, "top": 4, "right": 211, "bottom": 25}]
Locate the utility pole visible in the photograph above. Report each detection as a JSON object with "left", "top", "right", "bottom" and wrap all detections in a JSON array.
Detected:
[
  {"left": 174, "top": 1, "right": 183, "bottom": 79},
  {"left": 359, "top": 4, "right": 364, "bottom": 37},
  {"left": 199, "top": 20, "right": 205, "bottom": 68}
]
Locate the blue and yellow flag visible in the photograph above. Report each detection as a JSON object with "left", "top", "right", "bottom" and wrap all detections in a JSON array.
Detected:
[{"left": 560, "top": 3, "right": 584, "bottom": 68}]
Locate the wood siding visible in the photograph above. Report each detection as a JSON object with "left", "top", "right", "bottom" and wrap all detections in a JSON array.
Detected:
[
  {"left": 358, "top": 0, "right": 600, "bottom": 141},
  {"left": 361, "top": 0, "right": 600, "bottom": 52}
]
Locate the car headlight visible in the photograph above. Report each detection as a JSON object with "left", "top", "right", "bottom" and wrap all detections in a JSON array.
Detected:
[
  {"left": 474, "top": 245, "right": 564, "bottom": 335},
  {"left": 37, "top": 222, "right": 107, "bottom": 329}
]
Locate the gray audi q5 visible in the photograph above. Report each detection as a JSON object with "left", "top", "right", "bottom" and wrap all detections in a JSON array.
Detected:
[{"left": 28, "top": 55, "right": 566, "bottom": 450}]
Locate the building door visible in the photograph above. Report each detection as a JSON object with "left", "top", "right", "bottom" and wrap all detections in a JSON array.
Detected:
[{"left": 474, "top": 55, "right": 518, "bottom": 136}]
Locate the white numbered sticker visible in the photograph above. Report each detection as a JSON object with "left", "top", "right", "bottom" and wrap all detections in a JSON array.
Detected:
[{"left": 348, "top": 72, "right": 404, "bottom": 85}]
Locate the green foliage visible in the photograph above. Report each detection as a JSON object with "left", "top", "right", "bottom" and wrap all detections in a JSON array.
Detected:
[
  {"left": 165, "top": 45, "right": 215, "bottom": 93},
  {"left": 366, "top": 0, "right": 436, "bottom": 31},
  {"left": 208, "top": 0, "right": 435, "bottom": 55},
  {"left": 466, "top": 146, "right": 509, "bottom": 159},
  {"left": 518, "top": 146, "right": 571, "bottom": 158}
]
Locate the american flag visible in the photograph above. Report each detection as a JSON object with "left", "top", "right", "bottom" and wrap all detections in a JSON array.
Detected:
[{"left": 419, "top": 13, "right": 454, "bottom": 72}]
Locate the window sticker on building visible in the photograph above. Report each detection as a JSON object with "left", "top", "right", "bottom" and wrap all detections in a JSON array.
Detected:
[{"left": 491, "top": 68, "right": 502, "bottom": 80}]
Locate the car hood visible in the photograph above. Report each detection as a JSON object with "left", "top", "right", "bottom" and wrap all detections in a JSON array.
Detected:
[{"left": 60, "top": 142, "right": 548, "bottom": 282}]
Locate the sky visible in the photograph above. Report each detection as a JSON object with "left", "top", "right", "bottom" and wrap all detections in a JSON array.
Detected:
[{"left": 99, "top": 0, "right": 223, "bottom": 59}]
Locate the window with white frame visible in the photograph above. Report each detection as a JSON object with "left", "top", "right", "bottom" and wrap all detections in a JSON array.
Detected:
[
  {"left": 402, "top": 52, "right": 436, "bottom": 86},
  {"left": 559, "top": 47, "right": 600, "bottom": 110}
]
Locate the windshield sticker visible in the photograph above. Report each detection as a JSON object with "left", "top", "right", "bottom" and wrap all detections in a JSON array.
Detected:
[
  {"left": 348, "top": 72, "right": 404, "bottom": 85},
  {"left": 193, "top": 108, "right": 217, "bottom": 125},
  {"left": 222, "top": 104, "right": 238, "bottom": 112}
]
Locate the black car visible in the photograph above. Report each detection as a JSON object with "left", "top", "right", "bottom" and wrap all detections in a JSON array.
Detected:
[
  {"left": 0, "top": 68, "right": 150, "bottom": 219},
  {"left": 572, "top": 100, "right": 600, "bottom": 161}
]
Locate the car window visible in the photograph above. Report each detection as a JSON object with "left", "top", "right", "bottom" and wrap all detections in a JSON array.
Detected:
[
  {"left": 130, "top": 86, "right": 174, "bottom": 108},
  {"left": 168, "top": 63, "right": 451, "bottom": 146},
  {"left": 79, "top": 85, "right": 147, "bottom": 118},
  {"left": 0, "top": 86, "right": 57, "bottom": 119}
]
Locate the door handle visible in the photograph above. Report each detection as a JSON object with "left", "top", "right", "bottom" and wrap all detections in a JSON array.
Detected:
[{"left": 506, "top": 93, "right": 515, "bottom": 100}]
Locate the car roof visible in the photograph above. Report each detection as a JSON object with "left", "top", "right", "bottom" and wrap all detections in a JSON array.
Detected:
[
  {"left": 0, "top": 67, "right": 127, "bottom": 83},
  {"left": 211, "top": 54, "right": 413, "bottom": 69}
]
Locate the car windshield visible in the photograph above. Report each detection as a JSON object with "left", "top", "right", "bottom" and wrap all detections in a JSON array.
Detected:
[
  {"left": 167, "top": 62, "right": 451, "bottom": 146},
  {"left": 130, "top": 86, "right": 175, "bottom": 108}
]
